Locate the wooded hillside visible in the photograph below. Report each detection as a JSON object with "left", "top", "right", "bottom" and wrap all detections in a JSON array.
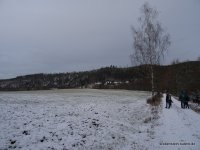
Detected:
[{"left": 0, "top": 61, "right": 199, "bottom": 95}]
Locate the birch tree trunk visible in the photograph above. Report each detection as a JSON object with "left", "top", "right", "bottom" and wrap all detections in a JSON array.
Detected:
[{"left": 151, "top": 65, "right": 154, "bottom": 96}]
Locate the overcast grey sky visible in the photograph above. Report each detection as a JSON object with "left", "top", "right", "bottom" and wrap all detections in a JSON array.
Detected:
[{"left": 0, "top": 0, "right": 200, "bottom": 79}]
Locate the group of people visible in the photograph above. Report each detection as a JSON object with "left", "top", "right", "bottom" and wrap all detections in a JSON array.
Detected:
[
  {"left": 165, "top": 90, "right": 190, "bottom": 109},
  {"left": 179, "top": 90, "right": 190, "bottom": 109}
]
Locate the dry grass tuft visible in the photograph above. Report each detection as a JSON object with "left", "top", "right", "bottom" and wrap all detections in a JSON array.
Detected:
[{"left": 147, "top": 93, "right": 162, "bottom": 106}]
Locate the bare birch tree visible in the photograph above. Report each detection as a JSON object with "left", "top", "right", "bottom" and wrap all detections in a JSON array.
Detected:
[{"left": 130, "top": 2, "right": 171, "bottom": 96}]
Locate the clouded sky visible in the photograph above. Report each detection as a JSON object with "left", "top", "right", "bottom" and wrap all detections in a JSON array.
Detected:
[{"left": 0, "top": 0, "right": 200, "bottom": 79}]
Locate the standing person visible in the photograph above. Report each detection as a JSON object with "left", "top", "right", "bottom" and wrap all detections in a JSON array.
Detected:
[
  {"left": 183, "top": 91, "right": 190, "bottom": 109},
  {"left": 179, "top": 91, "right": 184, "bottom": 108},
  {"left": 165, "top": 92, "right": 170, "bottom": 108},
  {"left": 168, "top": 94, "right": 173, "bottom": 108}
]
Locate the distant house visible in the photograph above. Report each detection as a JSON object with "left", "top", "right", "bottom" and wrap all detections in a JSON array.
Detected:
[
  {"left": 104, "top": 81, "right": 112, "bottom": 85},
  {"left": 95, "top": 82, "right": 102, "bottom": 85},
  {"left": 125, "top": 81, "right": 130, "bottom": 84}
]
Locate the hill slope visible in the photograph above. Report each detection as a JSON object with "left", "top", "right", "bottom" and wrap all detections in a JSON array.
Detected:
[{"left": 0, "top": 61, "right": 199, "bottom": 94}]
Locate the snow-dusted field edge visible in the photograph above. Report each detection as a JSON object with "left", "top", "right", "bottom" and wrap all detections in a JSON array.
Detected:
[{"left": 0, "top": 89, "right": 159, "bottom": 150}]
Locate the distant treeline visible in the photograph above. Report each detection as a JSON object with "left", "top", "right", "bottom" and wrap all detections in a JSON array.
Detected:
[{"left": 0, "top": 61, "right": 199, "bottom": 95}]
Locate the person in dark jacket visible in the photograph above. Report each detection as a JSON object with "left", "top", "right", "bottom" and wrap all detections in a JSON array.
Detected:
[
  {"left": 183, "top": 91, "right": 190, "bottom": 109},
  {"left": 166, "top": 92, "right": 172, "bottom": 109},
  {"left": 168, "top": 94, "right": 173, "bottom": 108},
  {"left": 179, "top": 91, "right": 184, "bottom": 108},
  {"left": 165, "top": 92, "right": 169, "bottom": 108},
  {"left": 168, "top": 94, "right": 173, "bottom": 109}
]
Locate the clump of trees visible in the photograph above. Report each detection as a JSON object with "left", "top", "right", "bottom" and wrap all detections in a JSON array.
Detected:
[
  {"left": 171, "top": 59, "right": 180, "bottom": 65},
  {"left": 197, "top": 56, "right": 200, "bottom": 61},
  {"left": 130, "top": 2, "right": 171, "bottom": 96}
]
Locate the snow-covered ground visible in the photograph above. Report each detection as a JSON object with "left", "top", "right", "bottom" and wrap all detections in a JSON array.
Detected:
[
  {"left": 0, "top": 89, "right": 199, "bottom": 150},
  {"left": 150, "top": 95, "right": 200, "bottom": 150}
]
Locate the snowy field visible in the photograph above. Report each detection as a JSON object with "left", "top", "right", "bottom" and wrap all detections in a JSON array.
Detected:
[{"left": 0, "top": 89, "right": 199, "bottom": 150}]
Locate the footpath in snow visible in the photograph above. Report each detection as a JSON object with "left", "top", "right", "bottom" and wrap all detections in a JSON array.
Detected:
[{"left": 150, "top": 94, "right": 200, "bottom": 150}]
